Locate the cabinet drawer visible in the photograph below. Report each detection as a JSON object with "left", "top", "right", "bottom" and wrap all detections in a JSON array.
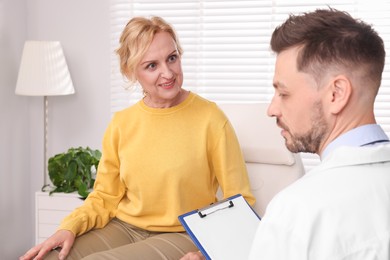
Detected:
[
  {"left": 38, "top": 223, "right": 59, "bottom": 238},
  {"left": 37, "top": 193, "right": 84, "bottom": 211},
  {"left": 38, "top": 209, "right": 73, "bottom": 224}
]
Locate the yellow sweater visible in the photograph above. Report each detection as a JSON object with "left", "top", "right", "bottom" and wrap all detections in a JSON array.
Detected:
[{"left": 59, "top": 92, "right": 255, "bottom": 236}]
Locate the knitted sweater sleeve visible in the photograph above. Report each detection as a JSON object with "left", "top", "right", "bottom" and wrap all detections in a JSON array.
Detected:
[{"left": 58, "top": 114, "right": 126, "bottom": 236}]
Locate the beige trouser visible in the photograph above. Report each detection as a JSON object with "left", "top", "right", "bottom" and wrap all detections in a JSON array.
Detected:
[{"left": 44, "top": 218, "right": 198, "bottom": 260}]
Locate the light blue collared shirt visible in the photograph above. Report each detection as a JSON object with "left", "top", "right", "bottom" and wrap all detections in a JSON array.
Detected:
[{"left": 321, "top": 124, "right": 389, "bottom": 160}]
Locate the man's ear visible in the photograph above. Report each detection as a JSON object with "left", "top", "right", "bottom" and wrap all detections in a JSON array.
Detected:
[{"left": 328, "top": 75, "right": 352, "bottom": 114}]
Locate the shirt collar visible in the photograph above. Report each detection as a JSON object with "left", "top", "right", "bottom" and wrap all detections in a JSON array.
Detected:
[{"left": 321, "top": 124, "right": 389, "bottom": 160}]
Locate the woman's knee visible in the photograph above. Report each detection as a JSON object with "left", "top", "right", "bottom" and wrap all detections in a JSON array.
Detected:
[{"left": 82, "top": 232, "right": 197, "bottom": 260}]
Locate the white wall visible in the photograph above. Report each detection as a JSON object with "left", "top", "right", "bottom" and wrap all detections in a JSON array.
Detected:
[
  {"left": 0, "top": 0, "right": 30, "bottom": 257},
  {"left": 0, "top": 0, "right": 111, "bottom": 258}
]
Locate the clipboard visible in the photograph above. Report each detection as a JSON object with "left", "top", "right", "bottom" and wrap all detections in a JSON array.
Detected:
[{"left": 178, "top": 194, "right": 261, "bottom": 260}]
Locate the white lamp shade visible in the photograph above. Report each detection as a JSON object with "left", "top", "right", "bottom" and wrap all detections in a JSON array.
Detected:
[{"left": 15, "top": 41, "right": 75, "bottom": 96}]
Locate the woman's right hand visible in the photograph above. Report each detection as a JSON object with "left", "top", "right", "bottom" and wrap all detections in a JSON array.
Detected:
[{"left": 19, "top": 229, "right": 75, "bottom": 260}]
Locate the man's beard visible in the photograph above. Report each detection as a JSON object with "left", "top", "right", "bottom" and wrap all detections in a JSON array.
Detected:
[{"left": 280, "top": 101, "right": 328, "bottom": 154}]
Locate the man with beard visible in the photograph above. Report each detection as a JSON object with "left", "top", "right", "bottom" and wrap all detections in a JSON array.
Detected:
[
  {"left": 181, "top": 7, "right": 390, "bottom": 260},
  {"left": 248, "top": 8, "right": 390, "bottom": 260}
]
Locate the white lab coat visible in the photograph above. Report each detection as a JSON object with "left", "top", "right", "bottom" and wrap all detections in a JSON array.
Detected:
[{"left": 249, "top": 144, "right": 390, "bottom": 260}]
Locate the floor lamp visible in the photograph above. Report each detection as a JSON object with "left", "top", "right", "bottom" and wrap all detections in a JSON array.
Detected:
[{"left": 15, "top": 41, "right": 75, "bottom": 186}]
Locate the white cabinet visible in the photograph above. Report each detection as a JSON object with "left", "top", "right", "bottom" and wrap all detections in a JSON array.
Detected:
[{"left": 35, "top": 191, "right": 84, "bottom": 244}]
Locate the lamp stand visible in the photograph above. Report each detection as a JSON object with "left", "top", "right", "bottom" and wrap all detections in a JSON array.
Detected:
[{"left": 44, "top": 96, "right": 49, "bottom": 186}]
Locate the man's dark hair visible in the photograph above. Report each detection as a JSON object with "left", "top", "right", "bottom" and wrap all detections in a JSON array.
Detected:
[{"left": 271, "top": 8, "right": 385, "bottom": 89}]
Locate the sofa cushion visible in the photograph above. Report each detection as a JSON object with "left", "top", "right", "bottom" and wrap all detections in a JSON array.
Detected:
[{"left": 219, "top": 103, "right": 295, "bottom": 166}]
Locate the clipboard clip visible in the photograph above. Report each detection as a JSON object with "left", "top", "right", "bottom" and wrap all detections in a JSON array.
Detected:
[{"left": 197, "top": 199, "right": 234, "bottom": 218}]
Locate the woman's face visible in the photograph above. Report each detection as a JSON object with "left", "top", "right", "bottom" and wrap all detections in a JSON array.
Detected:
[{"left": 135, "top": 32, "right": 184, "bottom": 108}]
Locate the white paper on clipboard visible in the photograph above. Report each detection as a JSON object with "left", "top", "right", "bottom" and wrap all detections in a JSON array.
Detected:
[{"left": 178, "top": 194, "right": 261, "bottom": 260}]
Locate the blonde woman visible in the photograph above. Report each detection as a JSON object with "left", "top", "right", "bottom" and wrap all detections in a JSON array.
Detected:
[{"left": 20, "top": 16, "right": 255, "bottom": 260}]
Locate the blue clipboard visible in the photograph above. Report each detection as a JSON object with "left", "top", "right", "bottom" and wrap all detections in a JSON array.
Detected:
[{"left": 178, "top": 194, "right": 261, "bottom": 260}]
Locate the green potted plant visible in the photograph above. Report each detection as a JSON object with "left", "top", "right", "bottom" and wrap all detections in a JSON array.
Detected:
[{"left": 43, "top": 146, "right": 102, "bottom": 199}]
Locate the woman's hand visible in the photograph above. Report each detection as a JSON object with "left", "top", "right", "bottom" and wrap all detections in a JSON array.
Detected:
[
  {"left": 180, "top": 251, "right": 206, "bottom": 260},
  {"left": 19, "top": 230, "right": 75, "bottom": 260}
]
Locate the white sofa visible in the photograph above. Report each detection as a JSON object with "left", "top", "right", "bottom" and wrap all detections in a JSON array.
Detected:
[{"left": 218, "top": 103, "right": 305, "bottom": 217}]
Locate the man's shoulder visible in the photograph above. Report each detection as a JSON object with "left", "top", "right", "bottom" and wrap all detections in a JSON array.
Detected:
[{"left": 321, "top": 144, "right": 390, "bottom": 168}]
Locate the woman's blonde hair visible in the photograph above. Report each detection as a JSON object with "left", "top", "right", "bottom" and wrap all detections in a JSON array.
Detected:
[{"left": 116, "top": 16, "right": 183, "bottom": 84}]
